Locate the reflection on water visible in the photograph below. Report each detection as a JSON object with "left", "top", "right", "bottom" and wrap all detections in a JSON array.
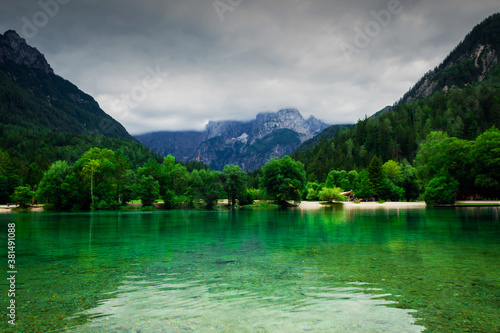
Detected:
[
  {"left": 67, "top": 233, "right": 424, "bottom": 333},
  {"left": 68, "top": 277, "right": 422, "bottom": 332},
  {"left": 1, "top": 207, "right": 498, "bottom": 332}
]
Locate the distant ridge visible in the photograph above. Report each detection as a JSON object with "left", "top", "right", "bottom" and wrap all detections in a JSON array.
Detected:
[{"left": 136, "top": 108, "right": 329, "bottom": 171}]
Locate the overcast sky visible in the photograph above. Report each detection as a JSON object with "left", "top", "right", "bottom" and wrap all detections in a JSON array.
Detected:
[{"left": 1, "top": 1, "right": 499, "bottom": 134}]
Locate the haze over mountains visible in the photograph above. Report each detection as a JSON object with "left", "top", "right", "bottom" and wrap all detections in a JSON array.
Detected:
[{"left": 135, "top": 109, "right": 329, "bottom": 171}]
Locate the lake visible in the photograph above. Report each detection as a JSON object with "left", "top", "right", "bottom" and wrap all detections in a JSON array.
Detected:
[{"left": 1, "top": 207, "right": 499, "bottom": 332}]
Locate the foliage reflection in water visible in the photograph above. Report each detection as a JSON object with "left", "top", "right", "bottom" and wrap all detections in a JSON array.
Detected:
[{"left": 1, "top": 207, "right": 498, "bottom": 332}]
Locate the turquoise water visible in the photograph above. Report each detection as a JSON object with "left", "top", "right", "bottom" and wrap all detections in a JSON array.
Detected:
[{"left": 1, "top": 207, "right": 499, "bottom": 332}]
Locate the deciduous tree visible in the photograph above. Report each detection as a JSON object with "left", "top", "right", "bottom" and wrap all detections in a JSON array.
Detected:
[{"left": 260, "top": 156, "right": 306, "bottom": 208}]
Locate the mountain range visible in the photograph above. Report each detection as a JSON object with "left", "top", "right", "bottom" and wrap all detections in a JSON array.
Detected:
[
  {"left": 135, "top": 109, "right": 329, "bottom": 171},
  {"left": 138, "top": 14, "right": 500, "bottom": 170},
  {"left": 1, "top": 12, "right": 499, "bottom": 180}
]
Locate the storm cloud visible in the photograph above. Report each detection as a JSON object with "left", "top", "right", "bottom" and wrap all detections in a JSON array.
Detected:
[{"left": 1, "top": 0, "right": 499, "bottom": 134}]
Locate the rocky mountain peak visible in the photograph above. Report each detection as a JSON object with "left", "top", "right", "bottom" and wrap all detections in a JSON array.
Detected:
[
  {"left": 254, "top": 108, "right": 325, "bottom": 139},
  {"left": 0, "top": 30, "right": 53, "bottom": 74},
  {"left": 306, "top": 115, "right": 328, "bottom": 133},
  {"left": 277, "top": 108, "right": 302, "bottom": 117},
  {"left": 205, "top": 120, "right": 251, "bottom": 140},
  {"left": 136, "top": 108, "right": 329, "bottom": 171}
]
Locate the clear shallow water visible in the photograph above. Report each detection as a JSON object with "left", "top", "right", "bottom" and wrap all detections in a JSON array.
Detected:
[{"left": 1, "top": 207, "right": 499, "bottom": 332}]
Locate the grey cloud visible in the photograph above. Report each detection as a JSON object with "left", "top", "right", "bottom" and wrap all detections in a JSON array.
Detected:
[{"left": 2, "top": 0, "right": 499, "bottom": 133}]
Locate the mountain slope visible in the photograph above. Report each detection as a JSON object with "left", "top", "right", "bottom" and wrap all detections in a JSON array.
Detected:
[
  {"left": 0, "top": 30, "right": 132, "bottom": 139},
  {"left": 293, "top": 124, "right": 353, "bottom": 153},
  {"left": 0, "top": 30, "right": 160, "bottom": 188},
  {"left": 293, "top": 13, "right": 500, "bottom": 182},
  {"left": 399, "top": 13, "right": 500, "bottom": 105},
  {"left": 136, "top": 108, "right": 329, "bottom": 171}
]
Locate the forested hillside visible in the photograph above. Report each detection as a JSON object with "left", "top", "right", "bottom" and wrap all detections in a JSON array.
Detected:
[
  {"left": 293, "top": 78, "right": 500, "bottom": 182},
  {"left": 0, "top": 30, "right": 161, "bottom": 199},
  {"left": 293, "top": 14, "right": 500, "bottom": 184}
]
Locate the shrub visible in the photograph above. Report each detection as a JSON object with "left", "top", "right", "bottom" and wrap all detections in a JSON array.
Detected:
[
  {"left": 424, "top": 173, "right": 459, "bottom": 205},
  {"left": 318, "top": 187, "right": 346, "bottom": 202},
  {"left": 162, "top": 189, "right": 176, "bottom": 210},
  {"left": 238, "top": 188, "right": 254, "bottom": 206}
]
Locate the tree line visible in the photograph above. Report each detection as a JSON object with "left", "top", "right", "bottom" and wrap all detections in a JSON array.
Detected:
[
  {"left": 301, "top": 127, "right": 499, "bottom": 205},
  {"left": 6, "top": 126, "right": 499, "bottom": 209}
]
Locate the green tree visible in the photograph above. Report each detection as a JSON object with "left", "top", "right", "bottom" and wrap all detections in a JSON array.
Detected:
[
  {"left": 325, "top": 170, "right": 352, "bottom": 190},
  {"left": 60, "top": 170, "right": 88, "bottom": 210},
  {"left": 379, "top": 178, "right": 405, "bottom": 201},
  {"left": 137, "top": 175, "right": 160, "bottom": 207},
  {"left": 37, "top": 161, "right": 72, "bottom": 208},
  {"left": 415, "top": 132, "right": 469, "bottom": 183},
  {"left": 78, "top": 148, "right": 111, "bottom": 207},
  {"left": 347, "top": 170, "right": 359, "bottom": 191},
  {"left": 380, "top": 160, "right": 405, "bottom": 201},
  {"left": 157, "top": 155, "right": 190, "bottom": 209},
  {"left": 77, "top": 147, "right": 132, "bottom": 209},
  {"left": 367, "top": 156, "right": 383, "bottom": 199},
  {"left": 140, "top": 158, "right": 161, "bottom": 179},
  {"left": 112, "top": 151, "right": 132, "bottom": 204},
  {"left": 37, "top": 160, "right": 89, "bottom": 210},
  {"left": 424, "top": 172, "right": 459, "bottom": 205},
  {"left": 415, "top": 131, "right": 473, "bottom": 196},
  {"left": 0, "top": 149, "right": 10, "bottom": 176},
  {"left": 0, "top": 175, "right": 9, "bottom": 203},
  {"left": 305, "top": 182, "right": 322, "bottom": 200},
  {"left": 354, "top": 170, "right": 373, "bottom": 199},
  {"left": 238, "top": 188, "right": 255, "bottom": 206},
  {"left": 401, "top": 160, "right": 421, "bottom": 201},
  {"left": 120, "top": 169, "right": 137, "bottom": 204},
  {"left": 382, "top": 160, "right": 402, "bottom": 184},
  {"left": 222, "top": 164, "right": 247, "bottom": 206},
  {"left": 10, "top": 186, "right": 34, "bottom": 208},
  {"left": 190, "top": 169, "right": 223, "bottom": 209},
  {"left": 81, "top": 159, "right": 100, "bottom": 207},
  {"left": 25, "top": 162, "right": 43, "bottom": 188},
  {"left": 471, "top": 127, "right": 500, "bottom": 198},
  {"left": 260, "top": 155, "right": 306, "bottom": 208}
]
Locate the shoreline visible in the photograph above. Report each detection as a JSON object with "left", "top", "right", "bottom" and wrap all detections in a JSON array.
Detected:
[
  {"left": 0, "top": 205, "right": 44, "bottom": 213},
  {"left": 297, "top": 200, "right": 500, "bottom": 210},
  {"left": 1, "top": 201, "right": 499, "bottom": 213},
  {"left": 296, "top": 201, "right": 427, "bottom": 210}
]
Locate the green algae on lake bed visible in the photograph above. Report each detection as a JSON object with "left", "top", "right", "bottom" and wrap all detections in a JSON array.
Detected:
[{"left": 0, "top": 207, "right": 498, "bottom": 332}]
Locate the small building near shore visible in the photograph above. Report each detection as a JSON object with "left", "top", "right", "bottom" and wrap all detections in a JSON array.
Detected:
[{"left": 341, "top": 190, "right": 354, "bottom": 201}]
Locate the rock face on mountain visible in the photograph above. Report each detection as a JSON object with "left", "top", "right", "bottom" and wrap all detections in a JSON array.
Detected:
[
  {"left": 135, "top": 109, "right": 329, "bottom": 171},
  {"left": 0, "top": 30, "right": 53, "bottom": 74},
  {"left": 399, "top": 13, "right": 500, "bottom": 105}
]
